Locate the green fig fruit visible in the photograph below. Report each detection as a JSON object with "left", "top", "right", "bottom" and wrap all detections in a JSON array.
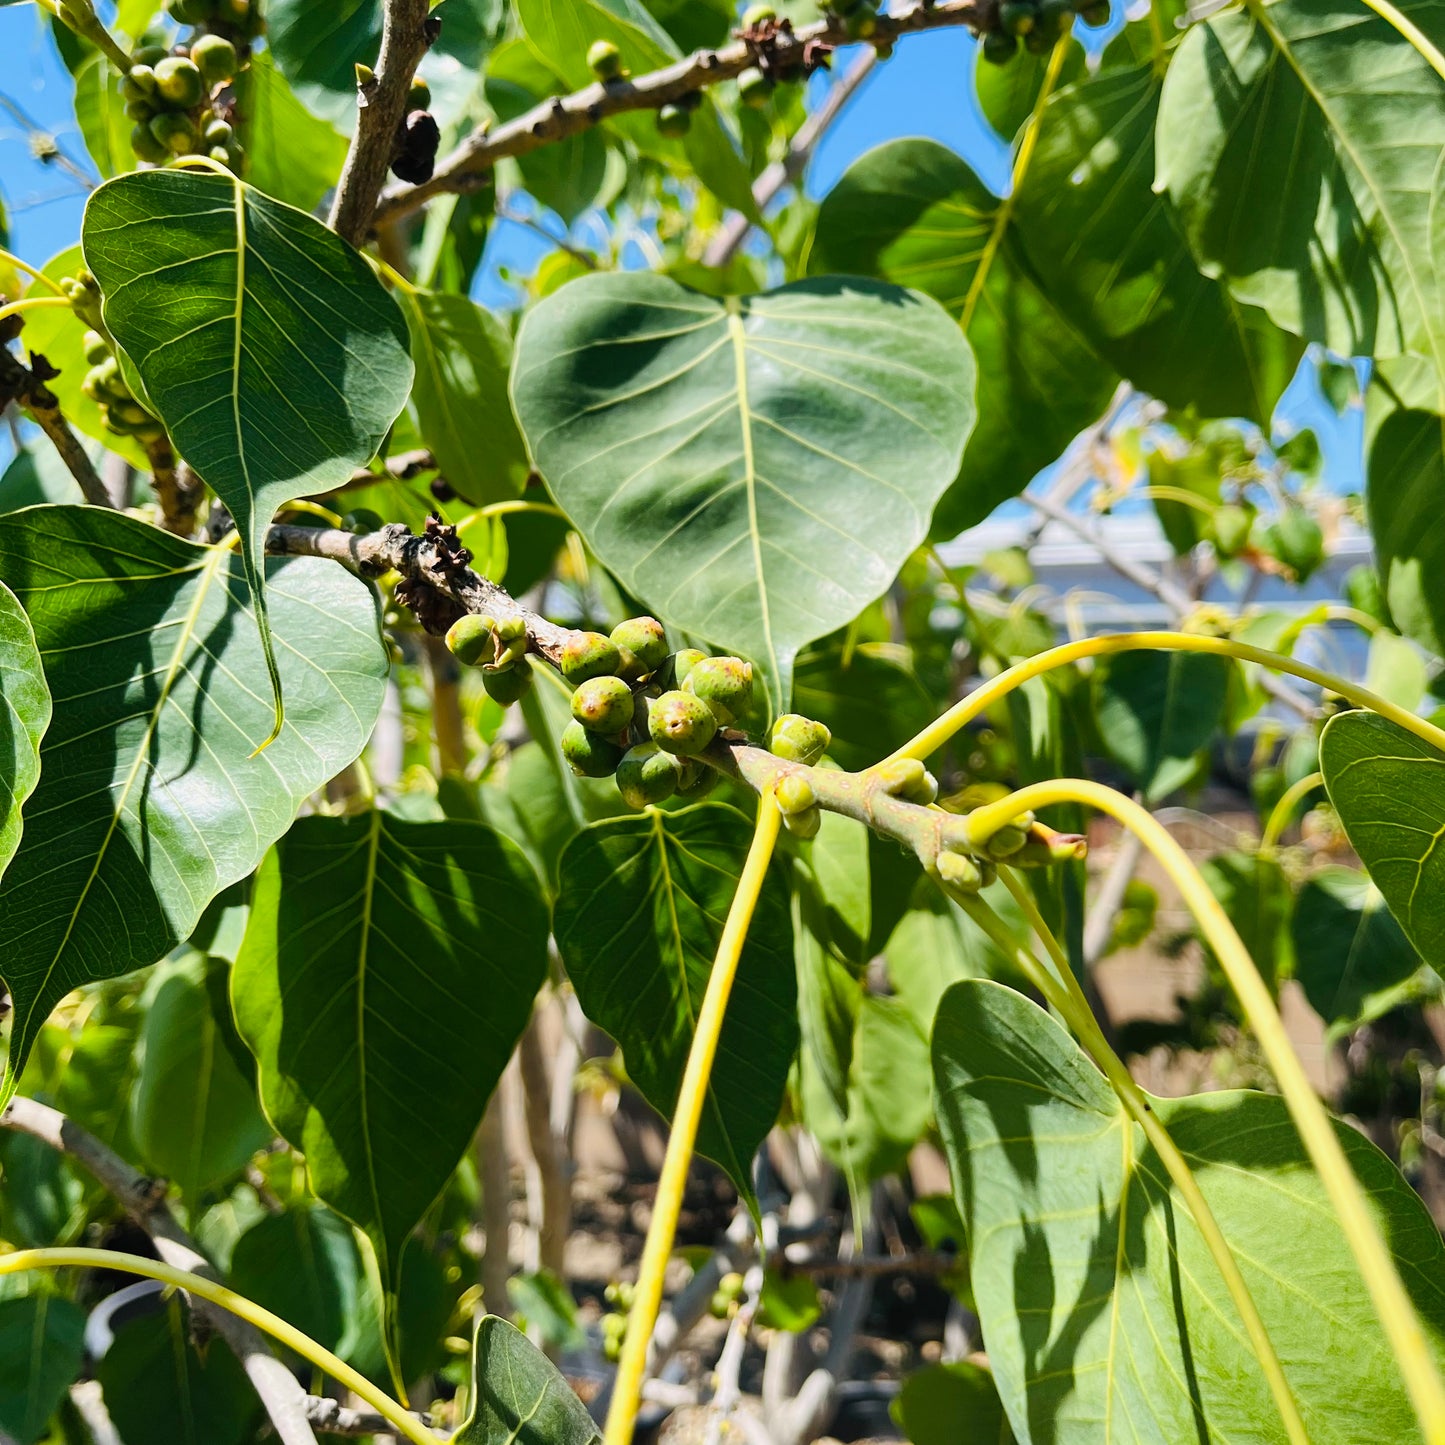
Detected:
[
  {"left": 683, "top": 655, "right": 753, "bottom": 723},
  {"left": 562, "top": 721, "right": 626, "bottom": 778},
  {"left": 999, "top": 0, "right": 1037, "bottom": 32},
  {"left": 82, "top": 329, "right": 110, "bottom": 365},
  {"left": 164, "top": 0, "right": 209, "bottom": 22},
  {"left": 203, "top": 119, "right": 234, "bottom": 145},
  {"left": 149, "top": 110, "right": 198, "bottom": 155},
  {"left": 774, "top": 774, "right": 817, "bottom": 816},
  {"left": 783, "top": 805, "right": 821, "bottom": 839},
  {"left": 648, "top": 690, "right": 717, "bottom": 756},
  {"left": 655, "top": 103, "right": 691, "bottom": 138},
  {"left": 122, "top": 67, "right": 157, "bottom": 101},
  {"left": 131, "top": 44, "right": 169, "bottom": 67},
  {"left": 409, "top": 77, "right": 432, "bottom": 110},
  {"left": 492, "top": 615, "right": 529, "bottom": 669},
  {"left": 984, "top": 27, "right": 1019, "bottom": 61},
  {"left": 982, "top": 824, "right": 1028, "bottom": 859},
  {"left": 190, "top": 33, "right": 237, "bottom": 86},
  {"left": 153, "top": 56, "right": 205, "bottom": 108},
  {"left": 445, "top": 613, "right": 496, "bottom": 667},
  {"left": 668, "top": 648, "right": 708, "bottom": 688},
  {"left": 129, "top": 121, "right": 171, "bottom": 163},
  {"left": 483, "top": 662, "right": 533, "bottom": 706},
  {"left": 769, "top": 713, "right": 831, "bottom": 766},
  {"left": 108, "top": 398, "right": 152, "bottom": 429},
  {"left": 124, "top": 98, "right": 157, "bottom": 121},
  {"left": 610, "top": 616, "right": 669, "bottom": 674},
  {"left": 572, "top": 674, "right": 635, "bottom": 735},
  {"left": 676, "top": 759, "right": 718, "bottom": 800},
  {"left": 588, "top": 38, "right": 624, "bottom": 80},
  {"left": 737, "top": 66, "right": 772, "bottom": 107},
  {"left": 871, "top": 757, "right": 937, "bottom": 805},
  {"left": 560, "top": 630, "right": 623, "bottom": 683},
  {"left": 617, "top": 742, "right": 683, "bottom": 809}
]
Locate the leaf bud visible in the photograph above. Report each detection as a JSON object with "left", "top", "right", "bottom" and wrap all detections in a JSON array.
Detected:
[
  {"left": 1009, "top": 822, "right": 1088, "bottom": 868},
  {"left": 588, "top": 38, "right": 624, "bottom": 80},
  {"left": 445, "top": 613, "right": 497, "bottom": 667},
  {"left": 190, "top": 33, "right": 237, "bottom": 86},
  {"left": 768, "top": 713, "right": 830, "bottom": 766},
  {"left": 492, "top": 615, "right": 529, "bottom": 669},
  {"left": 610, "top": 615, "right": 669, "bottom": 674},
  {"left": 572, "top": 674, "right": 634, "bottom": 735},
  {"left": 562, "top": 721, "right": 626, "bottom": 778},
  {"left": 648, "top": 690, "right": 717, "bottom": 756},
  {"left": 560, "top": 630, "right": 623, "bottom": 683},
  {"left": 482, "top": 661, "right": 533, "bottom": 706},
  {"left": 982, "top": 824, "right": 1028, "bottom": 859},
  {"left": 683, "top": 655, "right": 753, "bottom": 723},
  {"left": 153, "top": 56, "right": 205, "bottom": 109},
  {"left": 617, "top": 742, "right": 683, "bottom": 809},
  {"left": 774, "top": 774, "right": 817, "bottom": 817}
]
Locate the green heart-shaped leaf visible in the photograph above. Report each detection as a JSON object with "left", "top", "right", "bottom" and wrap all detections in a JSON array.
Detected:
[
  {"left": 0, "top": 1293, "right": 86, "bottom": 1445},
  {"left": 0, "top": 578, "right": 48, "bottom": 884},
  {"left": 810, "top": 137, "right": 1116, "bottom": 539},
  {"left": 552, "top": 803, "right": 797, "bottom": 1199},
  {"left": 513, "top": 272, "right": 975, "bottom": 707},
  {"left": 81, "top": 169, "right": 412, "bottom": 739},
  {"left": 934, "top": 977, "right": 1445, "bottom": 1444},
  {"left": 233, "top": 811, "right": 550, "bottom": 1310},
  {"left": 1320, "top": 709, "right": 1445, "bottom": 970},
  {"left": 1157, "top": 0, "right": 1445, "bottom": 369},
  {"left": 454, "top": 1315, "right": 602, "bottom": 1445},
  {"left": 0, "top": 506, "right": 388, "bottom": 1094}
]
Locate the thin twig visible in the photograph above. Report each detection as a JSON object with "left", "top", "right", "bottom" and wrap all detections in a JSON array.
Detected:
[
  {"left": 0, "top": 347, "right": 111, "bottom": 507},
  {"left": 304, "top": 1397, "right": 440, "bottom": 1438},
  {"left": 0, "top": 1097, "right": 321, "bottom": 1445},
  {"left": 146, "top": 435, "right": 202, "bottom": 537},
  {"left": 328, "top": 0, "right": 436, "bottom": 245},
  {"left": 371, "top": 1, "right": 985, "bottom": 227},
  {"left": 703, "top": 47, "right": 877, "bottom": 269}
]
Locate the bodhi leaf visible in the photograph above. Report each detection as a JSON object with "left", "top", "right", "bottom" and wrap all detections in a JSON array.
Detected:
[
  {"left": 396, "top": 286, "right": 529, "bottom": 505},
  {"left": 234, "top": 52, "right": 350, "bottom": 214},
  {"left": 0, "top": 579, "right": 48, "bottom": 883},
  {"left": 1012, "top": 59, "right": 1302, "bottom": 426},
  {"left": 552, "top": 803, "right": 797, "bottom": 1199},
  {"left": 1156, "top": 0, "right": 1445, "bottom": 369},
  {"left": 933, "top": 977, "right": 1445, "bottom": 1445},
  {"left": 0, "top": 506, "right": 388, "bottom": 1095},
  {"left": 1292, "top": 866, "right": 1432, "bottom": 1040},
  {"left": 82, "top": 168, "right": 412, "bottom": 738},
  {"left": 131, "top": 955, "right": 273, "bottom": 1202},
  {"left": 1320, "top": 710, "right": 1445, "bottom": 970},
  {"left": 513, "top": 272, "right": 975, "bottom": 708},
  {"left": 233, "top": 811, "right": 550, "bottom": 1314},
  {"left": 810, "top": 137, "right": 1118, "bottom": 538},
  {"left": 454, "top": 1315, "right": 602, "bottom": 1445},
  {"left": 0, "top": 1293, "right": 86, "bottom": 1445}
]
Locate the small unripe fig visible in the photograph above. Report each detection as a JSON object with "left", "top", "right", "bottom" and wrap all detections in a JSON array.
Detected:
[
  {"left": 1024, "top": 25, "right": 1052, "bottom": 51},
  {"left": 131, "top": 44, "right": 168, "bottom": 67},
  {"left": 341, "top": 508, "right": 385, "bottom": 535},
  {"left": 129, "top": 121, "right": 170, "bottom": 163},
  {"left": 649, "top": 690, "right": 717, "bottom": 756},
  {"left": 742, "top": 2, "right": 777, "bottom": 22},
  {"left": 683, "top": 655, "right": 753, "bottom": 723},
  {"left": 588, "top": 38, "right": 624, "bottom": 80},
  {"left": 560, "top": 630, "right": 622, "bottom": 683},
  {"left": 483, "top": 662, "right": 533, "bottom": 706},
  {"left": 150, "top": 111, "right": 198, "bottom": 155},
  {"left": 783, "top": 805, "right": 822, "bottom": 839},
  {"left": 610, "top": 616, "right": 668, "bottom": 674},
  {"left": 108, "top": 398, "right": 152, "bottom": 428},
  {"left": 774, "top": 774, "right": 817, "bottom": 816},
  {"left": 737, "top": 66, "right": 772, "bottom": 107},
  {"left": 164, "top": 0, "right": 209, "bottom": 22},
  {"left": 846, "top": 6, "right": 877, "bottom": 38},
  {"left": 446, "top": 614, "right": 496, "bottom": 667},
  {"left": 769, "top": 713, "right": 830, "bottom": 766},
  {"left": 572, "top": 674, "right": 634, "bottom": 735},
  {"left": 1079, "top": 0, "right": 1109, "bottom": 21},
  {"left": 983, "top": 28, "right": 1018, "bottom": 61},
  {"left": 208, "top": 146, "right": 234, "bottom": 166},
  {"left": 999, "top": 0, "right": 1037, "bottom": 32},
  {"left": 562, "top": 721, "right": 626, "bottom": 778},
  {"left": 669, "top": 648, "right": 707, "bottom": 687},
  {"left": 676, "top": 759, "right": 717, "bottom": 800},
  {"left": 709, "top": 1290, "right": 734, "bottom": 1320},
  {"left": 154, "top": 56, "right": 206, "bottom": 108},
  {"left": 122, "top": 67, "right": 157, "bottom": 101},
  {"left": 872, "top": 757, "right": 937, "bottom": 805},
  {"left": 190, "top": 33, "right": 237, "bottom": 85},
  {"left": 82, "top": 329, "right": 110, "bottom": 365},
  {"left": 617, "top": 742, "right": 683, "bottom": 809},
  {"left": 938, "top": 850, "right": 989, "bottom": 892},
  {"left": 655, "top": 103, "right": 691, "bottom": 138},
  {"left": 124, "top": 98, "right": 157, "bottom": 121},
  {"left": 409, "top": 76, "right": 431, "bottom": 109},
  {"left": 203, "top": 118, "right": 234, "bottom": 145},
  {"left": 492, "top": 615, "right": 529, "bottom": 669}
]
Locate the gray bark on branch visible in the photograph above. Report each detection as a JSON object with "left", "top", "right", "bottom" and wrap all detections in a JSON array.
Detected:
[
  {"left": 371, "top": 0, "right": 985, "bottom": 227},
  {"left": 0, "top": 1096, "right": 321, "bottom": 1445},
  {"left": 0, "top": 347, "right": 111, "bottom": 508},
  {"left": 328, "top": 0, "right": 436, "bottom": 246}
]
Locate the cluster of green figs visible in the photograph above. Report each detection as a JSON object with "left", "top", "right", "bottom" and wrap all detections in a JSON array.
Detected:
[
  {"left": 982, "top": 0, "right": 1109, "bottom": 63},
  {"left": 61, "top": 271, "right": 165, "bottom": 446},
  {"left": 444, "top": 612, "right": 834, "bottom": 824}
]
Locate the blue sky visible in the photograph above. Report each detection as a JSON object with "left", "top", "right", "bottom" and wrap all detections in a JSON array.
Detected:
[{"left": 0, "top": 3, "right": 1359, "bottom": 490}]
